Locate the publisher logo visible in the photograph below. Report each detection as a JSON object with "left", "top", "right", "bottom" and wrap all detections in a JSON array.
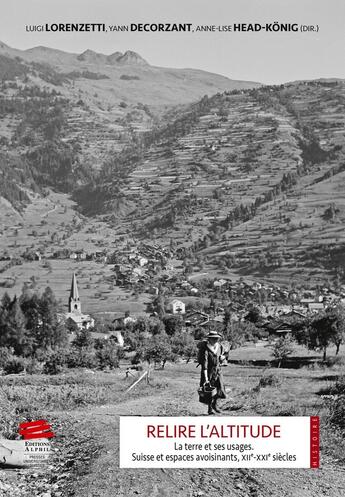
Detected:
[
  {"left": 0, "top": 420, "right": 54, "bottom": 467},
  {"left": 19, "top": 420, "right": 55, "bottom": 440}
]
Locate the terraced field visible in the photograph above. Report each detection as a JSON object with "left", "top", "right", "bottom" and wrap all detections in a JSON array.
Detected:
[
  {"left": 104, "top": 81, "right": 345, "bottom": 286},
  {"left": 1, "top": 72, "right": 344, "bottom": 294}
]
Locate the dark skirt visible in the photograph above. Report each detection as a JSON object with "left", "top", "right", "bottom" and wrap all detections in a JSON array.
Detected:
[
  {"left": 213, "top": 370, "right": 226, "bottom": 399},
  {"left": 200, "top": 367, "right": 226, "bottom": 399}
]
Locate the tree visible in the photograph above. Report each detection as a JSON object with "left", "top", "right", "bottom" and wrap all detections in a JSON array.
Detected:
[
  {"left": 124, "top": 317, "right": 152, "bottom": 352},
  {"left": 171, "top": 333, "right": 197, "bottom": 362},
  {"left": 38, "top": 287, "right": 68, "bottom": 349},
  {"left": 92, "top": 315, "right": 113, "bottom": 334},
  {"left": 20, "top": 290, "right": 41, "bottom": 352},
  {"left": 0, "top": 296, "right": 28, "bottom": 355},
  {"left": 163, "top": 315, "right": 184, "bottom": 336},
  {"left": 95, "top": 340, "right": 119, "bottom": 369},
  {"left": 223, "top": 321, "right": 257, "bottom": 350},
  {"left": 0, "top": 293, "right": 11, "bottom": 344},
  {"left": 271, "top": 335, "right": 294, "bottom": 367},
  {"left": 222, "top": 308, "right": 230, "bottom": 328},
  {"left": 65, "top": 317, "right": 79, "bottom": 334},
  {"left": 246, "top": 306, "right": 262, "bottom": 324},
  {"left": 296, "top": 310, "right": 343, "bottom": 361},
  {"left": 151, "top": 295, "right": 166, "bottom": 318},
  {"left": 131, "top": 316, "right": 152, "bottom": 334},
  {"left": 0, "top": 292, "right": 11, "bottom": 314},
  {"left": 150, "top": 319, "right": 165, "bottom": 336},
  {"left": 323, "top": 204, "right": 338, "bottom": 221},
  {"left": 0, "top": 347, "right": 14, "bottom": 368},
  {"left": 326, "top": 305, "right": 345, "bottom": 355},
  {"left": 141, "top": 334, "right": 174, "bottom": 369},
  {"left": 72, "top": 328, "right": 93, "bottom": 348}
]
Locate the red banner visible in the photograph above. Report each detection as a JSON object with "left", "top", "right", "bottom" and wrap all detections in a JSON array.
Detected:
[{"left": 310, "top": 416, "right": 319, "bottom": 469}]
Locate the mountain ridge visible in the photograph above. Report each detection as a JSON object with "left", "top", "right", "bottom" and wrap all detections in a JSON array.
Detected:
[{"left": 0, "top": 40, "right": 260, "bottom": 96}]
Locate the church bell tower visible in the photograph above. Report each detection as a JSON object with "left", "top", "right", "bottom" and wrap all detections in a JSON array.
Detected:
[{"left": 69, "top": 273, "right": 81, "bottom": 314}]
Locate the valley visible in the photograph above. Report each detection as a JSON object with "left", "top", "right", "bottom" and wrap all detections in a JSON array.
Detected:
[{"left": 0, "top": 41, "right": 344, "bottom": 310}]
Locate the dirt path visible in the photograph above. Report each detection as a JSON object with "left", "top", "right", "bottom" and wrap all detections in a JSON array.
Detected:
[{"left": 67, "top": 376, "right": 345, "bottom": 497}]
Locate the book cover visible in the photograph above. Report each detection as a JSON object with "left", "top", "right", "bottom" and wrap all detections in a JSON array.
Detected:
[{"left": 0, "top": 1, "right": 344, "bottom": 496}]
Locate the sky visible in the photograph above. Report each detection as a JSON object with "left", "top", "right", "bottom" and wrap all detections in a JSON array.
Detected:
[{"left": 0, "top": 0, "right": 344, "bottom": 84}]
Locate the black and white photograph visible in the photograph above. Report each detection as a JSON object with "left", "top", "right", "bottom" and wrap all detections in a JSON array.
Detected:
[{"left": 0, "top": 0, "right": 344, "bottom": 495}]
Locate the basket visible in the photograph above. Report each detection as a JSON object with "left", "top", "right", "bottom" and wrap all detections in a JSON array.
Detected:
[{"left": 198, "top": 384, "right": 217, "bottom": 404}]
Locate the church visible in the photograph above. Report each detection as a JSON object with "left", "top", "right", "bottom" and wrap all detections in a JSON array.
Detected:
[{"left": 65, "top": 273, "right": 94, "bottom": 330}]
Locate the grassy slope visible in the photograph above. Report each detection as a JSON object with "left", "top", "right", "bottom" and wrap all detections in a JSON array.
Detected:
[
  {"left": 0, "top": 42, "right": 260, "bottom": 107},
  {"left": 111, "top": 81, "right": 345, "bottom": 287}
]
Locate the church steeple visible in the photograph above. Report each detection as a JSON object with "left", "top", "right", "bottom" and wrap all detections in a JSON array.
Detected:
[{"left": 69, "top": 273, "right": 81, "bottom": 313}]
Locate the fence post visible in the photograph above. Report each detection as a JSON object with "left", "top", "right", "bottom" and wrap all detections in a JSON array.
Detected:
[{"left": 125, "top": 370, "right": 148, "bottom": 393}]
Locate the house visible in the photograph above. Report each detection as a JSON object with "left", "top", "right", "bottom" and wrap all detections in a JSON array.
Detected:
[
  {"left": 200, "top": 315, "right": 225, "bottom": 328},
  {"left": 112, "top": 313, "right": 136, "bottom": 329},
  {"left": 185, "top": 310, "right": 209, "bottom": 327},
  {"left": 109, "top": 330, "right": 124, "bottom": 347},
  {"left": 138, "top": 256, "right": 148, "bottom": 267},
  {"left": 75, "top": 250, "right": 87, "bottom": 261},
  {"left": 181, "top": 281, "right": 191, "bottom": 288},
  {"left": 168, "top": 299, "right": 186, "bottom": 315},
  {"left": 133, "top": 267, "right": 143, "bottom": 277},
  {"left": 285, "top": 308, "right": 308, "bottom": 319},
  {"left": 0, "top": 253, "right": 12, "bottom": 261},
  {"left": 300, "top": 298, "right": 316, "bottom": 308},
  {"left": 308, "top": 303, "right": 325, "bottom": 313},
  {"left": 276, "top": 305, "right": 293, "bottom": 315},
  {"left": 268, "top": 325, "right": 292, "bottom": 338},
  {"left": 252, "top": 282, "right": 262, "bottom": 291},
  {"left": 94, "top": 252, "right": 107, "bottom": 263},
  {"left": 64, "top": 273, "right": 94, "bottom": 330},
  {"left": 214, "top": 279, "right": 227, "bottom": 288}
]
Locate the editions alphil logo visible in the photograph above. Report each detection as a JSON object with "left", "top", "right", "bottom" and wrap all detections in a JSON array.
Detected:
[
  {"left": 0, "top": 420, "right": 55, "bottom": 467},
  {"left": 18, "top": 420, "right": 55, "bottom": 440}
]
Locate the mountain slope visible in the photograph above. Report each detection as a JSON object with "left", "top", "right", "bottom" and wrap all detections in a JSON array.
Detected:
[
  {"left": 0, "top": 40, "right": 344, "bottom": 286},
  {"left": 0, "top": 41, "right": 260, "bottom": 107},
  {"left": 76, "top": 79, "right": 345, "bottom": 286},
  {"left": 0, "top": 40, "right": 260, "bottom": 213}
]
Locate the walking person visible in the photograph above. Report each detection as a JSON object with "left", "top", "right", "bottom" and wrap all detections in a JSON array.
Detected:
[{"left": 199, "top": 330, "right": 226, "bottom": 415}]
